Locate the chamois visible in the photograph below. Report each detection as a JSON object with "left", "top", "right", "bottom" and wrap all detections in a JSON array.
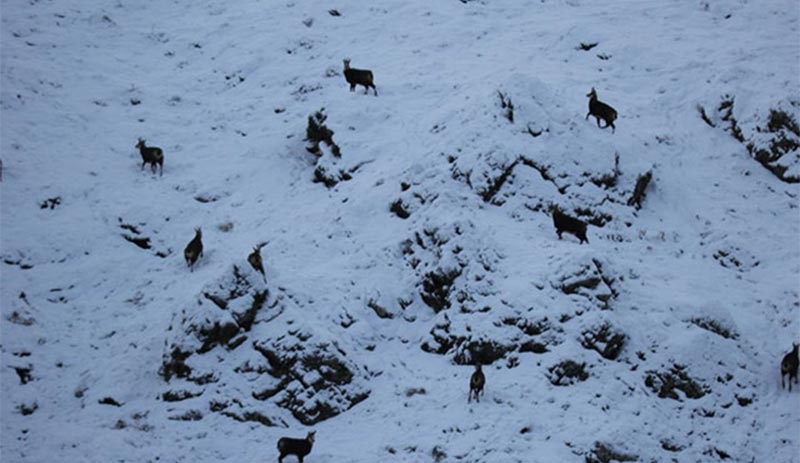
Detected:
[
  {"left": 277, "top": 431, "right": 316, "bottom": 463},
  {"left": 135, "top": 138, "right": 164, "bottom": 175},
  {"left": 552, "top": 207, "right": 589, "bottom": 244},
  {"left": 184, "top": 228, "right": 203, "bottom": 272},
  {"left": 468, "top": 364, "right": 485, "bottom": 403},
  {"left": 586, "top": 87, "right": 617, "bottom": 133},
  {"left": 781, "top": 343, "right": 799, "bottom": 391},
  {"left": 248, "top": 243, "right": 266, "bottom": 281},
  {"left": 343, "top": 59, "right": 377, "bottom": 96}
]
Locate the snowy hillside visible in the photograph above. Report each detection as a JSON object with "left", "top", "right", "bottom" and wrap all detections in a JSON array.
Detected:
[{"left": 2, "top": 0, "right": 799, "bottom": 462}]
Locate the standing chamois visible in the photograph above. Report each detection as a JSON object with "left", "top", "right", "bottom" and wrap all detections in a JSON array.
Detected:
[
  {"left": 135, "top": 138, "right": 164, "bottom": 175},
  {"left": 552, "top": 207, "right": 589, "bottom": 244},
  {"left": 468, "top": 364, "right": 485, "bottom": 403},
  {"left": 277, "top": 431, "right": 316, "bottom": 463},
  {"left": 343, "top": 59, "right": 377, "bottom": 96},
  {"left": 248, "top": 242, "right": 267, "bottom": 281},
  {"left": 184, "top": 228, "right": 203, "bottom": 272},
  {"left": 781, "top": 343, "right": 799, "bottom": 391},
  {"left": 586, "top": 87, "right": 617, "bottom": 133}
]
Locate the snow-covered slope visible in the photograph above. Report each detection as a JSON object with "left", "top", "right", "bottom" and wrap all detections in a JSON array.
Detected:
[{"left": 2, "top": 0, "right": 799, "bottom": 462}]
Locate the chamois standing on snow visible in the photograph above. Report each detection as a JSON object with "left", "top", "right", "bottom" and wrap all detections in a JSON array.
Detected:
[
  {"left": 586, "top": 87, "right": 617, "bottom": 133},
  {"left": 781, "top": 343, "right": 799, "bottom": 391},
  {"left": 277, "top": 431, "right": 316, "bottom": 463},
  {"left": 343, "top": 59, "right": 377, "bottom": 96},
  {"left": 468, "top": 364, "right": 485, "bottom": 403},
  {"left": 248, "top": 243, "right": 266, "bottom": 281},
  {"left": 135, "top": 138, "right": 164, "bottom": 175},
  {"left": 184, "top": 228, "right": 203, "bottom": 272},
  {"left": 552, "top": 207, "right": 589, "bottom": 244}
]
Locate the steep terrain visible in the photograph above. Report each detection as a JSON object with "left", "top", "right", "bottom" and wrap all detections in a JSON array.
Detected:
[{"left": 2, "top": 0, "right": 799, "bottom": 462}]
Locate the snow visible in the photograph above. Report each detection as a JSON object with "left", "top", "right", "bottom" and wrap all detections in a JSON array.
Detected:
[{"left": 2, "top": 0, "right": 799, "bottom": 462}]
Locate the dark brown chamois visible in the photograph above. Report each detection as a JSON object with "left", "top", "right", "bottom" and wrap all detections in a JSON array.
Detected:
[
  {"left": 248, "top": 243, "right": 267, "bottom": 281},
  {"left": 184, "top": 228, "right": 203, "bottom": 272},
  {"left": 468, "top": 364, "right": 485, "bottom": 403},
  {"left": 586, "top": 87, "right": 617, "bottom": 133},
  {"left": 343, "top": 59, "right": 377, "bottom": 96},
  {"left": 277, "top": 431, "right": 315, "bottom": 463},
  {"left": 552, "top": 207, "right": 589, "bottom": 244},
  {"left": 781, "top": 343, "right": 799, "bottom": 391},
  {"left": 135, "top": 138, "right": 164, "bottom": 175}
]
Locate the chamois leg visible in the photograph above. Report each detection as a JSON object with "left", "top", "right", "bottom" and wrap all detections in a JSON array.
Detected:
[{"left": 585, "top": 112, "right": 591, "bottom": 120}]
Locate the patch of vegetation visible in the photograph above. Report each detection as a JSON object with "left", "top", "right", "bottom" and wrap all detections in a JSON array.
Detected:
[
  {"left": 547, "top": 360, "right": 589, "bottom": 386},
  {"left": 13, "top": 366, "right": 32, "bottom": 384},
  {"left": 498, "top": 91, "right": 514, "bottom": 123},
  {"left": 453, "top": 339, "right": 515, "bottom": 365},
  {"left": 221, "top": 410, "right": 283, "bottom": 427},
  {"left": 627, "top": 171, "right": 652, "bottom": 210},
  {"left": 432, "top": 445, "right": 448, "bottom": 463},
  {"left": 689, "top": 317, "right": 738, "bottom": 340},
  {"left": 479, "top": 158, "right": 518, "bottom": 204},
  {"left": 405, "top": 387, "right": 427, "bottom": 397},
  {"left": 645, "top": 364, "right": 708, "bottom": 400},
  {"left": 501, "top": 316, "right": 551, "bottom": 336},
  {"left": 581, "top": 322, "right": 626, "bottom": 360},
  {"left": 718, "top": 96, "right": 745, "bottom": 142},
  {"left": 162, "top": 389, "right": 203, "bottom": 402},
  {"left": 169, "top": 410, "right": 203, "bottom": 421},
  {"left": 39, "top": 196, "right": 61, "bottom": 209},
  {"left": 368, "top": 298, "right": 394, "bottom": 319},
  {"left": 420, "top": 267, "right": 462, "bottom": 312},
  {"left": 519, "top": 340, "right": 549, "bottom": 354},
  {"left": 305, "top": 109, "right": 340, "bottom": 157},
  {"left": 17, "top": 402, "right": 38, "bottom": 416},
  {"left": 716, "top": 97, "right": 800, "bottom": 183},
  {"left": 390, "top": 199, "right": 410, "bottom": 219},
  {"left": 98, "top": 397, "right": 123, "bottom": 407},
  {"left": 159, "top": 347, "right": 193, "bottom": 382},
  {"left": 586, "top": 442, "right": 638, "bottom": 463}
]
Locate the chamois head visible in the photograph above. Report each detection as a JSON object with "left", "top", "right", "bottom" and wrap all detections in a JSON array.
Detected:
[
  {"left": 136, "top": 138, "right": 145, "bottom": 149},
  {"left": 306, "top": 431, "right": 316, "bottom": 443},
  {"left": 587, "top": 87, "right": 597, "bottom": 99},
  {"left": 343, "top": 58, "right": 351, "bottom": 70}
]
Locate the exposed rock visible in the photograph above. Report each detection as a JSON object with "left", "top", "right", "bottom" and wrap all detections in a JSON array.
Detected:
[{"left": 252, "top": 333, "right": 371, "bottom": 425}]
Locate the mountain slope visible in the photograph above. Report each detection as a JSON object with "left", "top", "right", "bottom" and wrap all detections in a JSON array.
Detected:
[{"left": 2, "top": 0, "right": 799, "bottom": 462}]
